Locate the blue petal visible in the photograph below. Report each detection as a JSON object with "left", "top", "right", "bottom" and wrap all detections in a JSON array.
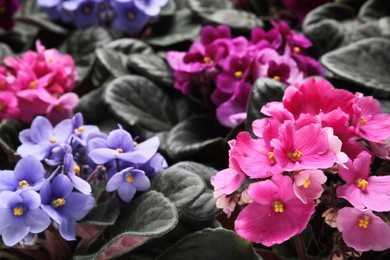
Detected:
[
  {"left": 24, "top": 208, "right": 51, "bottom": 233},
  {"left": 106, "top": 171, "right": 124, "bottom": 192},
  {"left": 16, "top": 143, "right": 49, "bottom": 160},
  {"left": 118, "top": 183, "right": 136, "bottom": 203},
  {"left": 0, "top": 208, "right": 14, "bottom": 234},
  {"left": 19, "top": 129, "right": 32, "bottom": 143},
  {"left": 41, "top": 204, "right": 62, "bottom": 225},
  {"left": 68, "top": 173, "right": 92, "bottom": 194},
  {"left": 64, "top": 193, "right": 95, "bottom": 221},
  {"left": 14, "top": 156, "right": 46, "bottom": 185},
  {"left": 0, "top": 170, "right": 17, "bottom": 192},
  {"left": 140, "top": 153, "right": 167, "bottom": 176},
  {"left": 87, "top": 137, "right": 108, "bottom": 151},
  {"left": 59, "top": 217, "right": 76, "bottom": 241},
  {"left": 106, "top": 129, "right": 133, "bottom": 152},
  {"left": 0, "top": 191, "right": 22, "bottom": 208},
  {"left": 52, "top": 175, "right": 73, "bottom": 198},
  {"left": 88, "top": 148, "right": 117, "bottom": 164},
  {"left": 29, "top": 116, "right": 53, "bottom": 143},
  {"left": 2, "top": 219, "right": 30, "bottom": 246},
  {"left": 19, "top": 190, "right": 41, "bottom": 210},
  {"left": 134, "top": 172, "right": 150, "bottom": 191},
  {"left": 53, "top": 119, "right": 72, "bottom": 143},
  {"left": 39, "top": 179, "right": 52, "bottom": 205}
]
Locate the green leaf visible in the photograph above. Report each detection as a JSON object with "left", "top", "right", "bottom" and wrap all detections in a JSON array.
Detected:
[
  {"left": 74, "top": 191, "right": 178, "bottom": 259},
  {"left": 15, "top": 13, "right": 68, "bottom": 34},
  {"left": 103, "top": 75, "right": 175, "bottom": 132},
  {"left": 169, "top": 161, "right": 217, "bottom": 188},
  {"left": 359, "top": 0, "right": 390, "bottom": 22},
  {"left": 165, "top": 116, "right": 226, "bottom": 161},
  {"left": 83, "top": 198, "right": 121, "bottom": 226},
  {"left": 160, "top": 0, "right": 176, "bottom": 16},
  {"left": 95, "top": 48, "right": 129, "bottom": 77},
  {"left": 245, "top": 78, "right": 287, "bottom": 134},
  {"left": 0, "top": 43, "right": 13, "bottom": 59},
  {"left": 156, "top": 228, "right": 262, "bottom": 260},
  {"left": 127, "top": 53, "right": 174, "bottom": 87},
  {"left": 0, "top": 119, "right": 26, "bottom": 152},
  {"left": 147, "top": 10, "right": 201, "bottom": 46},
  {"left": 188, "top": 0, "right": 233, "bottom": 19},
  {"left": 150, "top": 166, "right": 206, "bottom": 215},
  {"left": 321, "top": 37, "right": 390, "bottom": 98},
  {"left": 206, "top": 9, "right": 263, "bottom": 30}
]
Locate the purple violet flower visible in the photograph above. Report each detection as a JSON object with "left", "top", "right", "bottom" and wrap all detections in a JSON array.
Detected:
[
  {"left": 88, "top": 128, "right": 160, "bottom": 165},
  {"left": 37, "top": 0, "right": 61, "bottom": 20},
  {"left": 40, "top": 174, "right": 95, "bottom": 241},
  {"left": 134, "top": 0, "right": 168, "bottom": 16},
  {"left": 0, "top": 0, "right": 21, "bottom": 30},
  {"left": 111, "top": 0, "right": 150, "bottom": 36},
  {"left": 63, "top": 153, "right": 92, "bottom": 194},
  {"left": 71, "top": 112, "right": 102, "bottom": 147},
  {"left": 106, "top": 167, "right": 150, "bottom": 203},
  {"left": 62, "top": 0, "right": 100, "bottom": 28},
  {"left": 0, "top": 156, "right": 46, "bottom": 192},
  {"left": 0, "top": 190, "right": 51, "bottom": 246},
  {"left": 17, "top": 116, "right": 72, "bottom": 160}
]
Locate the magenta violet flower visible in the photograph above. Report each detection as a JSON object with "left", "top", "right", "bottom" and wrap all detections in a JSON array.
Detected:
[
  {"left": 0, "top": 0, "right": 21, "bottom": 30},
  {"left": 336, "top": 207, "right": 390, "bottom": 251},
  {"left": 40, "top": 174, "right": 94, "bottom": 240},
  {"left": 0, "top": 190, "right": 51, "bottom": 246},
  {"left": 235, "top": 174, "right": 316, "bottom": 246},
  {"left": 336, "top": 151, "right": 390, "bottom": 212},
  {"left": 106, "top": 167, "right": 150, "bottom": 203},
  {"left": 293, "top": 169, "right": 327, "bottom": 204}
]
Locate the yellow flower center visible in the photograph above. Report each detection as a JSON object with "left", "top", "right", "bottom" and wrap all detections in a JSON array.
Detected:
[
  {"left": 303, "top": 178, "right": 311, "bottom": 188},
  {"left": 126, "top": 174, "right": 134, "bottom": 183},
  {"left": 273, "top": 75, "right": 281, "bottom": 81},
  {"left": 273, "top": 200, "right": 284, "bottom": 213},
  {"left": 29, "top": 80, "right": 38, "bottom": 89},
  {"left": 358, "top": 214, "right": 370, "bottom": 229},
  {"left": 127, "top": 11, "right": 136, "bottom": 20},
  {"left": 267, "top": 151, "right": 276, "bottom": 164},
  {"left": 360, "top": 117, "right": 367, "bottom": 125},
  {"left": 51, "top": 198, "right": 66, "bottom": 208},
  {"left": 74, "top": 126, "right": 85, "bottom": 135},
  {"left": 50, "top": 137, "right": 57, "bottom": 143},
  {"left": 294, "top": 47, "right": 301, "bottom": 53},
  {"left": 356, "top": 179, "right": 368, "bottom": 189},
  {"left": 133, "top": 141, "right": 138, "bottom": 147},
  {"left": 203, "top": 56, "right": 213, "bottom": 64},
  {"left": 116, "top": 148, "right": 123, "bottom": 153},
  {"left": 234, "top": 71, "right": 243, "bottom": 79},
  {"left": 13, "top": 206, "right": 24, "bottom": 216},
  {"left": 47, "top": 57, "right": 54, "bottom": 63},
  {"left": 83, "top": 6, "right": 91, "bottom": 14},
  {"left": 74, "top": 165, "right": 80, "bottom": 174},
  {"left": 0, "top": 103, "right": 5, "bottom": 112},
  {"left": 18, "top": 180, "right": 29, "bottom": 188},
  {"left": 287, "top": 150, "right": 302, "bottom": 162},
  {"left": 0, "top": 6, "right": 6, "bottom": 15}
]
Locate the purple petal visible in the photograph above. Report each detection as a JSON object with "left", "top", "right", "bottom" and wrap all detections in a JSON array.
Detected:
[
  {"left": 134, "top": 173, "right": 150, "bottom": 191},
  {"left": 67, "top": 174, "right": 92, "bottom": 194},
  {"left": 16, "top": 143, "right": 49, "bottom": 160},
  {"left": 41, "top": 204, "right": 62, "bottom": 224},
  {"left": 29, "top": 116, "right": 53, "bottom": 143},
  {"left": 0, "top": 170, "right": 17, "bottom": 192},
  {"left": 64, "top": 192, "right": 94, "bottom": 221},
  {"left": 24, "top": 208, "right": 51, "bottom": 233},
  {"left": 14, "top": 156, "right": 46, "bottom": 185},
  {"left": 87, "top": 137, "right": 108, "bottom": 151},
  {"left": 39, "top": 179, "right": 52, "bottom": 205},
  {"left": 52, "top": 175, "right": 73, "bottom": 198},
  {"left": 59, "top": 217, "right": 76, "bottom": 241},
  {"left": 19, "top": 129, "right": 33, "bottom": 143},
  {"left": 2, "top": 218, "right": 30, "bottom": 246},
  {"left": 107, "top": 129, "right": 133, "bottom": 152},
  {"left": 88, "top": 148, "right": 118, "bottom": 164},
  {"left": 118, "top": 183, "right": 137, "bottom": 203},
  {"left": 106, "top": 171, "right": 125, "bottom": 192},
  {"left": 53, "top": 119, "right": 72, "bottom": 143},
  {"left": 19, "top": 190, "right": 41, "bottom": 210},
  {"left": 0, "top": 191, "right": 22, "bottom": 208},
  {"left": 0, "top": 208, "right": 14, "bottom": 233}
]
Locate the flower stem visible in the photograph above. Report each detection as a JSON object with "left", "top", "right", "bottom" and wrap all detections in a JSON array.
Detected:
[{"left": 294, "top": 233, "right": 309, "bottom": 260}]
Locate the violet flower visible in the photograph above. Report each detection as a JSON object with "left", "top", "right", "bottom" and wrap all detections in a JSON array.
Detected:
[
  {"left": 0, "top": 190, "right": 51, "bottom": 246},
  {"left": 37, "top": 0, "right": 61, "bottom": 20},
  {"left": 62, "top": 0, "right": 100, "bottom": 28},
  {"left": 106, "top": 167, "right": 150, "bottom": 203},
  {"left": 0, "top": 0, "right": 20, "bottom": 30},
  {"left": 40, "top": 174, "right": 94, "bottom": 240},
  {"left": 63, "top": 153, "right": 92, "bottom": 194}
]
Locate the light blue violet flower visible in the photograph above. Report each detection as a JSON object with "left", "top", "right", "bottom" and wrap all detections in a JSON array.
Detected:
[
  {"left": 17, "top": 116, "right": 72, "bottom": 160},
  {"left": 0, "top": 190, "right": 51, "bottom": 246},
  {"left": 110, "top": 0, "right": 150, "bottom": 35},
  {"left": 0, "top": 156, "right": 46, "bottom": 192},
  {"left": 63, "top": 153, "right": 92, "bottom": 194},
  {"left": 106, "top": 167, "right": 150, "bottom": 203},
  {"left": 40, "top": 174, "right": 94, "bottom": 240}
]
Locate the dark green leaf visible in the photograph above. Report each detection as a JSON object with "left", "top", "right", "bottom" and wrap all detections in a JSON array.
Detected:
[
  {"left": 150, "top": 166, "right": 206, "bottom": 215},
  {"left": 83, "top": 198, "right": 120, "bottom": 226},
  {"left": 103, "top": 75, "right": 175, "bottom": 132},
  {"left": 321, "top": 37, "right": 390, "bottom": 98},
  {"left": 74, "top": 191, "right": 178, "bottom": 259},
  {"left": 188, "top": 0, "right": 233, "bottom": 19},
  {"left": 0, "top": 43, "right": 13, "bottom": 59},
  {"left": 156, "top": 228, "right": 262, "bottom": 260},
  {"left": 104, "top": 38, "right": 153, "bottom": 54},
  {"left": 207, "top": 9, "right": 263, "bottom": 30},
  {"left": 160, "top": 0, "right": 176, "bottom": 16},
  {"left": 127, "top": 53, "right": 174, "bottom": 87},
  {"left": 358, "top": 0, "right": 390, "bottom": 22},
  {"left": 95, "top": 48, "right": 129, "bottom": 77},
  {"left": 15, "top": 13, "right": 67, "bottom": 34},
  {"left": 0, "top": 119, "right": 25, "bottom": 152},
  {"left": 169, "top": 161, "right": 218, "bottom": 188},
  {"left": 245, "top": 78, "right": 287, "bottom": 134},
  {"left": 184, "top": 191, "right": 221, "bottom": 221},
  {"left": 147, "top": 10, "right": 201, "bottom": 46},
  {"left": 165, "top": 116, "right": 226, "bottom": 161}
]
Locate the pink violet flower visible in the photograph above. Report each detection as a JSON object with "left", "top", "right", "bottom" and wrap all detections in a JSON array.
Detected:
[
  {"left": 336, "top": 151, "right": 390, "bottom": 212},
  {"left": 0, "top": 91, "right": 20, "bottom": 120},
  {"left": 17, "top": 89, "right": 56, "bottom": 123},
  {"left": 271, "top": 121, "right": 337, "bottom": 171},
  {"left": 293, "top": 169, "right": 327, "bottom": 204},
  {"left": 46, "top": 93, "right": 80, "bottom": 125},
  {"left": 336, "top": 207, "right": 390, "bottom": 252},
  {"left": 234, "top": 174, "right": 316, "bottom": 246}
]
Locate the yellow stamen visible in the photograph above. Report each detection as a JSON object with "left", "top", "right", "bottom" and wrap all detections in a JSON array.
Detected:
[
  {"left": 268, "top": 151, "right": 276, "bottom": 164},
  {"left": 55, "top": 105, "right": 63, "bottom": 112},
  {"left": 273, "top": 75, "right": 281, "bottom": 81},
  {"left": 126, "top": 174, "right": 134, "bottom": 183},
  {"left": 133, "top": 141, "right": 138, "bottom": 147},
  {"left": 234, "top": 71, "right": 243, "bottom": 79},
  {"left": 49, "top": 137, "right": 57, "bottom": 143},
  {"left": 127, "top": 11, "right": 135, "bottom": 20},
  {"left": 287, "top": 150, "right": 302, "bottom": 162},
  {"left": 47, "top": 57, "right": 54, "bottom": 63},
  {"left": 0, "top": 6, "right": 6, "bottom": 15},
  {"left": 116, "top": 148, "right": 123, "bottom": 153},
  {"left": 19, "top": 180, "right": 29, "bottom": 188},
  {"left": 203, "top": 56, "right": 212, "bottom": 64},
  {"left": 51, "top": 198, "right": 66, "bottom": 208},
  {"left": 13, "top": 206, "right": 24, "bottom": 216},
  {"left": 294, "top": 47, "right": 301, "bottom": 53},
  {"left": 303, "top": 178, "right": 311, "bottom": 188},
  {"left": 74, "top": 165, "right": 80, "bottom": 174},
  {"left": 83, "top": 6, "right": 91, "bottom": 14},
  {"left": 0, "top": 103, "right": 5, "bottom": 112},
  {"left": 74, "top": 126, "right": 85, "bottom": 135},
  {"left": 358, "top": 214, "right": 370, "bottom": 229},
  {"left": 360, "top": 117, "right": 367, "bottom": 125},
  {"left": 29, "top": 80, "right": 38, "bottom": 89},
  {"left": 273, "top": 200, "right": 284, "bottom": 213},
  {"left": 356, "top": 179, "right": 368, "bottom": 189}
]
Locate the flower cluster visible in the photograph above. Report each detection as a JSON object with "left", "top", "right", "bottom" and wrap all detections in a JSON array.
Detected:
[
  {"left": 38, "top": 0, "right": 168, "bottom": 36},
  {"left": 0, "top": 40, "right": 78, "bottom": 124},
  {"left": 0, "top": 0, "right": 20, "bottom": 30},
  {"left": 166, "top": 22, "right": 325, "bottom": 128},
  {"left": 0, "top": 113, "right": 166, "bottom": 246},
  {"left": 211, "top": 78, "right": 390, "bottom": 252}
]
